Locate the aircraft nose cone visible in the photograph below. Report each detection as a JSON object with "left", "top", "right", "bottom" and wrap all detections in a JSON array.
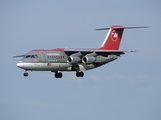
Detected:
[{"left": 16, "top": 62, "right": 23, "bottom": 68}]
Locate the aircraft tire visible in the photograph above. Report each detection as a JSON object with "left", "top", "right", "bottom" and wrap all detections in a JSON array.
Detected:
[
  {"left": 55, "top": 74, "right": 58, "bottom": 78},
  {"left": 76, "top": 72, "right": 79, "bottom": 77},
  {"left": 80, "top": 72, "right": 84, "bottom": 77},
  {"left": 24, "top": 72, "right": 28, "bottom": 77},
  {"left": 55, "top": 72, "right": 63, "bottom": 78},
  {"left": 58, "top": 73, "right": 63, "bottom": 78},
  {"left": 76, "top": 71, "right": 84, "bottom": 77}
]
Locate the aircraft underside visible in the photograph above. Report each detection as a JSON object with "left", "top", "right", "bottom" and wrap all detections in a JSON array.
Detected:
[{"left": 17, "top": 61, "right": 110, "bottom": 78}]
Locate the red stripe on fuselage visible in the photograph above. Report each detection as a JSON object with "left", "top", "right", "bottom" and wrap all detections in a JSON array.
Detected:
[{"left": 32, "top": 48, "right": 65, "bottom": 52}]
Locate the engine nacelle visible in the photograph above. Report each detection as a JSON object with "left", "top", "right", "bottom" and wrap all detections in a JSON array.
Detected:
[
  {"left": 67, "top": 56, "right": 81, "bottom": 64},
  {"left": 82, "top": 56, "right": 96, "bottom": 64}
]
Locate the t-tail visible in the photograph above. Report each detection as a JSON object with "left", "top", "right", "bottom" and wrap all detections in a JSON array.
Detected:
[{"left": 97, "top": 25, "right": 148, "bottom": 50}]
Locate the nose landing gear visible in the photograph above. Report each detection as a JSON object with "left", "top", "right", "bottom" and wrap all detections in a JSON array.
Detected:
[{"left": 23, "top": 71, "right": 29, "bottom": 77}]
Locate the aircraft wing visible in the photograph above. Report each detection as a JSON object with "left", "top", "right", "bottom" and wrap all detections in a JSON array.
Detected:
[
  {"left": 13, "top": 55, "right": 25, "bottom": 58},
  {"left": 64, "top": 49, "right": 135, "bottom": 56}
]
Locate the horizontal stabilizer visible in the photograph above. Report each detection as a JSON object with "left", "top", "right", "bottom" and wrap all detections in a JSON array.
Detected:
[{"left": 96, "top": 26, "right": 149, "bottom": 30}]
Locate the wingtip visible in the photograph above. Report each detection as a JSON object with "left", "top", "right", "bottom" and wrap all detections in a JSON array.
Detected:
[
  {"left": 13, "top": 55, "right": 25, "bottom": 58},
  {"left": 96, "top": 28, "right": 110, "bottom": 30}
]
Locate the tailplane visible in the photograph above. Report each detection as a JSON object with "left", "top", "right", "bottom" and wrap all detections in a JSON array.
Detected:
[{"left": 97, "top": 25, "right": 148, "bottom": 50}]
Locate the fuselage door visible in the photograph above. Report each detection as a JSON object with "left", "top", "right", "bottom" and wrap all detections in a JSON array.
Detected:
[{"left": 39, "top": 52, "right": 47, "bottom": 63}]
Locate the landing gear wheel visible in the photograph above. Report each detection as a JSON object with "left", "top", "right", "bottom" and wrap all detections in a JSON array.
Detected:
[
  {"left": 76, "top": 72, "right": 79, "bottom": 77},
  {"left": 58, "top": 72, "right": 62, "bottom": 78},
  {"left": 23, "top": 72, "right": 29, "bottom": 77},
  {"left": 76, "top": 71, "right": 84, "bottom": 77},
  {"left": 55, "top": 74, "right": 59, "bottom": 78},
  {"left": 79, "top": 71, "right": 84, "bottom": 77},
  {"left": 55, "top": 72, "right": 63, "bottom": 78}
]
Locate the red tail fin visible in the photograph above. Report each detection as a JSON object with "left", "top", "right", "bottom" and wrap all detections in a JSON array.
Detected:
[{"left": 99, "top": 25, "right": 124, "bottom": 50}]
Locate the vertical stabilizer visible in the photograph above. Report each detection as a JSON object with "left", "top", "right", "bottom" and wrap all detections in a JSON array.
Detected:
[{"left": 98, "top": 25, "right": 124, "bottom": 50}]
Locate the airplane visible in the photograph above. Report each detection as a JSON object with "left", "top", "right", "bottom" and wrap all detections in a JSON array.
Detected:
[{"left": 14, "top": 25, "right": 148, "bottom": 78}]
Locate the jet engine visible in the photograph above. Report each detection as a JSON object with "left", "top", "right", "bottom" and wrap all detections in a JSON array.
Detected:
[
  {"left": 82, "top": 56, "right": 96, "bottom": 64},
  {"left": 67, "top": 56, "right": 81, "bottom": 64},
  {"left": 67, "top": 52, "right": 82, "bottom": 64},
  {"left": 82, "top": 53, "right": 97, "bottom": 64}
]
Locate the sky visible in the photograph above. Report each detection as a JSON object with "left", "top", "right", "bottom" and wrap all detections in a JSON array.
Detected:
[{"left": 0, "top": 0, "right": 161, "bottom": 120}]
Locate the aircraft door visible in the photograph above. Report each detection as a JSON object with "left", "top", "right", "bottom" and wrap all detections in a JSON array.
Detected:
[{"left": 39, "top": 52, "right": 47, "bottom": 63}]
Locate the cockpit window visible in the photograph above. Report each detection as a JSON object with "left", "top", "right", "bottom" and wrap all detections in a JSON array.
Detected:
[
  {"left": 25, "top": 54, "right": 38, "bottom": 58},
  {"left": 31, "top": 55, "right": 35, "bottom": 58},
  {"left": 35, "top": 54, "right": 38, "bottom": 58},
  {"left": 25, "top": 55, "right": 31, "bottom": 58}
]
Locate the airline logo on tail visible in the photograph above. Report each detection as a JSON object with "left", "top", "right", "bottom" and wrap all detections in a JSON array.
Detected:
[{"left": 111, "top": 30, "right": 118, "bottom": 42}]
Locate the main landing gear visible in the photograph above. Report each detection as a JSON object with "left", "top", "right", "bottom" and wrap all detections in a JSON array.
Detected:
[
  {"left": 76, "top": 71, "right": 84, "bottom": 77},
  {"left": 55, "top": 72, "right": 63, "bottom": 78},
  {"left": 54, "top": 71, "right": 84, "bottom": 78},
  {"left": 74, "top": 64, "right": 84, "bottom": 78}
]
